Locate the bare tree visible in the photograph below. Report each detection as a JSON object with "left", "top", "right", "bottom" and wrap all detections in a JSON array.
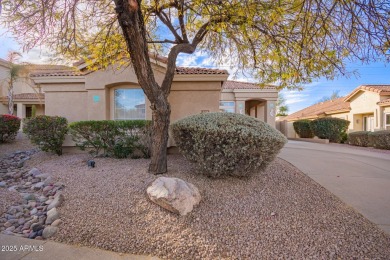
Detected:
[{"left": 1, "top": 0, "right": 389, "bottom": 174}]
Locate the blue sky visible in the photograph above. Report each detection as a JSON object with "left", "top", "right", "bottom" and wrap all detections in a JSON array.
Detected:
[{"left": 1, "top": 28, "right": 389, "bottom": 114}]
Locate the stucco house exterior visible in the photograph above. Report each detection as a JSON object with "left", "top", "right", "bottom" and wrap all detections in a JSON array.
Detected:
[
  {"left": 0, "top": 57, "right": 278, "bottom": 142},
  {"left": 278, "top": 85, "right": 390, "bottom": 138}
]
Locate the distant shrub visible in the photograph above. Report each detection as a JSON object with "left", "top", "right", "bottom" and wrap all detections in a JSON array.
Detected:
[
  {"left": 368, "top": 130, "right": 390, "bottom": 150},
  {"left": 23, "top": 115, "right": 68, "bottom": 155},
  {"left": 348, "top": 131, "right": 370, "bottom": 147},
  {"left": 293, "top": 119, "right": 314, "bottom": 138},
  {"left": 310, "top": 117, "right": 350, "bottom": 143},
  {"left": 171, "top": 112, "right": 287, "bottom": 178},
  {"left": 69, "top": 120, "right": 152, "bottom": 158},
  {"left": 0, "top": 114, "right": 21, "bottom": 143}
]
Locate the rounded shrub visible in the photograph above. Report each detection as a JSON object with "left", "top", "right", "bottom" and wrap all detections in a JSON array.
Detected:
[
  {"left": 368, "top": 130, "right": 390, "bottom": 150},
  {"left": 309, "top": 117, "right": 350, "bottom": 143},
  {"left": 68, "top": 120, "right": 152, "bottom": 158},
  {"left": 348, "top": 131, "right": 370, "bottom": 147},
  {"left": 171, "top": 112, "right": 288, "bottom": 178},
  {"left": 0, "top": 114, "right": 21, "bottom": 143},
  {"left": 293, "top": 119, "right": 314, "bottom": 138},
  {"left": 23, "top": 115, "right": 68, "bottom": 155}
]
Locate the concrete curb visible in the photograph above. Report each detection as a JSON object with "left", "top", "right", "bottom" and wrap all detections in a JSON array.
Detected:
[{"left": 0, "top": 234, "right": 160, "bottom": 260}]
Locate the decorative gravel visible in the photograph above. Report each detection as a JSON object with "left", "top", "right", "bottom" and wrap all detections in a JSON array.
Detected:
[
  {"left": 0, "top": 190, "right": 22, "bottom": 215},
  {"left": 22, "top": 152, "right": 390, "bottom": 259},
  {"left": 0, "top": 133, "right": 34, "bottom": 158}
]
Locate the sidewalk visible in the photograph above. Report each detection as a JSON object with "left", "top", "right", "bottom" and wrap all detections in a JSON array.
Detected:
[{"left": 0, "top": 234, "right": 160, "bottom": 260}]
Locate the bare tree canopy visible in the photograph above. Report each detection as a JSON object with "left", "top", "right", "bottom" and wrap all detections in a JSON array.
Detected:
[{"left": 1, "top": 0, "right": 389, "bottom": 173}]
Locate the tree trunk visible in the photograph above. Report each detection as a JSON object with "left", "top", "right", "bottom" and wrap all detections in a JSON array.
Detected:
[
  {"left": 149, "top": 97, "right": 171, "bottom": 174},
  {"left": 8, "top": 82, "right": 14, "bottom": 115}
]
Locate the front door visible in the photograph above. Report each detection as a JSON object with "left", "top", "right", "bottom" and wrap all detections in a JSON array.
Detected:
[{"left": 363, "top": 116, "right": 374, "bottom": 131}]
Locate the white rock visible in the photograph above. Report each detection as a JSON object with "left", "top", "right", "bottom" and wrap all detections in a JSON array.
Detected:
[
  {"left": 28, "top": 168, "right": 41, "bottom": 177},
  {"left": 146, "top": 177, "right": 201, "bottom": 216},
  {"left": 47, "top": 194, "right": 64, "bottom": 211},
  {"left": 45, "top": 208, "right": 59, "bottom": 225},
  {"left": 42, "top": 226, "right": 58, "bottom": 238}
]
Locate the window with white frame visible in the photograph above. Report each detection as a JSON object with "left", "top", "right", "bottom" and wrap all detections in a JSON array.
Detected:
[
  {"left": 219, "top": 101, "right": 235, "bottom": 113},
  {"left": 114, "top": 89, "right": 145, "bottom": 120},
  {"left": 385, "top": 113, "right": 390, "bottom": 130}
]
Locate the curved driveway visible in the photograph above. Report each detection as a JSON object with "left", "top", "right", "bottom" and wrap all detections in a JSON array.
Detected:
[{"left": 278, "top": 140, "right": 390, "bottom": 235}]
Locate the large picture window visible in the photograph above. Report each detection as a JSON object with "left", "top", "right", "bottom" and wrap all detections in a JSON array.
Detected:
[
  {"left": 219, "top": 101, "right": 235, "bottom": 113},
  {"left": 114, "top": 89, "right": 145, "bottom": 120}
]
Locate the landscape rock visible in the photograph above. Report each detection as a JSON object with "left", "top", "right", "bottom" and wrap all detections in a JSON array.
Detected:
[
  {"left": 146, "top": 177, "right": 201, "bottom": 216},
  {"left": 47, "top": 194, "right": 64, "bottom": 211},
  {"left": 45, "top": 208, "right": 59, "bottom": 225},
  {"left": 28, "top": 168, "right": 41, "bottom": 177},
  {"left": 42, "top": 226, "right": 58, "bottom": 239},
  {"left": 51, "top": 219, "right": 62, "bottom": 227}
]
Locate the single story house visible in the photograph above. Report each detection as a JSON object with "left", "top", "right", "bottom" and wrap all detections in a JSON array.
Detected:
[
  {"left": 278, "top": 85, "right": 390, "bottom": 138},
  {"left": 0, "top": 57, "right": 278, "bottom": 145}
]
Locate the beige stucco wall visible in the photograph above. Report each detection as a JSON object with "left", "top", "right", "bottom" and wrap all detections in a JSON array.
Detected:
[
  {"left": 44, "top": 91, "right": 88, "bottom": 122},
  {"left": 169, "top": 81, "right": 221, "bottom": 123}
]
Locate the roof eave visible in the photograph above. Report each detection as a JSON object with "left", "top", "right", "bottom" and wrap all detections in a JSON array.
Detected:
[
  {"left": 31, "top": 76, "right": 86, "bottom": 84},
  {"left": 173, "top": 74, "right": 228, "bottom": 82}
]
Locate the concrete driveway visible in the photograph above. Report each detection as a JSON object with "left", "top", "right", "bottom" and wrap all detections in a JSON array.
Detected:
[{"left": 279, "top": 140, "right": 390, "bottom": 235}]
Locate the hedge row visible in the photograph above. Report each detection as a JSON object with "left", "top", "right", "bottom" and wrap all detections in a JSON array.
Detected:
[
  {"left": 23, "top": 115, "right": 68, "bottom": 155},
  {"left": 22, "top": 116, "right": 152, "bottom": 157},
  {"left": 349, "top": 130, "right": 390, "bottom": 149},
  {"left": 293, "top": 117, "right": 350, "bottom": 143},
  {"left": 69, "top": 120, "right": 152, "bottom": 158},
  {"left": 0, "top": 114, "right": 21, "bottom": 143}
]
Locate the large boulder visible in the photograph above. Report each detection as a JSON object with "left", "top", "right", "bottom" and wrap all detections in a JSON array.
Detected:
[{"left": 147, "top": 177, "right": 201, "bottom": 216}]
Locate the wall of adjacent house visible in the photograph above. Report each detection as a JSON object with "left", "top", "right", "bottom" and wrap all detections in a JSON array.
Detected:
[{"left": 348, "top": 90, "right": 380, "bottom": 131}]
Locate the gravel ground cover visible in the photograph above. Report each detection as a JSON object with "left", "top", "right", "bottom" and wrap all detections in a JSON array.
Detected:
[
  {"left": 0, "top": 133, "right": 35, "bottom": 158},
  {"left": 21, "top": 152, "right": 390, "bottom": 259}
]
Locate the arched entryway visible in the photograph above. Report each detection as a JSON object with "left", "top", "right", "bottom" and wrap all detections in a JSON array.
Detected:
[{"left": 245, "top": 99, "right": 267, "bottom": 121}]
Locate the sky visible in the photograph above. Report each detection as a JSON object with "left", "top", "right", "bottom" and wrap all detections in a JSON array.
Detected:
[{"left": 1, "top": 28, "right": 389, "bottom": 114}]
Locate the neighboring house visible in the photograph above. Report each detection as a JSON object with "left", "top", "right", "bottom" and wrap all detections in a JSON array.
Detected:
[
  {"left": 278, "top": 85, "right": 390, "bottom": 138},
  {"left": 0, "top": 57, "right": 278, "bottom": 144}
]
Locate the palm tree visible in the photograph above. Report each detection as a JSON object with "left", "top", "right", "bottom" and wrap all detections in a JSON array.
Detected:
[{"left": 6, "top": 52, "right": 23, "bottom": 115}]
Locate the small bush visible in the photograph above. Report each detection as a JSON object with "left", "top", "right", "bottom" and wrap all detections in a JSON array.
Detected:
[
  {"left": 310, "top": 117, "right": 350, "bottom": 143},
  {"left": 171, "top": 112, "right": 287, "bottom": 178},
  {"left": 368, "top": 130, "right": 390, "bottom": 150},
  {"left": 293, "top": 119, "right": 314, "bottom": 138},
  {"left": 23, "top": 115, "right": 68, "bottom": 155},
  {"left": 0, "top": 114, "right": 21, "bottom": 143},
  {"left": 348, "top": 131, "right": 370, "bottom": 147},
  {"left": 69, "top": 120, "right": 151, "bottom": 158}
]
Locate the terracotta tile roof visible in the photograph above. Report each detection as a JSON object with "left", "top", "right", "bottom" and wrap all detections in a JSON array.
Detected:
[
  {"left": 222, "top": 81, "right": 276, "bottom": 90},
  {"left": 378, "top": 98, "right": 390, "bottom": 106},
  {"left": 175, "top": 67, "right": 228, "bottom": 75},
  {"left": 30, "top": 71, "right": 85, "bottom": 77},
  {"left": 344, "top": 85, "right": 390, "bottom": 101},
  {"left": 0, "top": 93, "right": 44, "bottom": 101},
  {"left": 284, "top": 97, "right": 351, "bottom": 121}
]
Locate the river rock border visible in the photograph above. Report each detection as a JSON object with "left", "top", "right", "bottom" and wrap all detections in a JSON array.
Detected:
[{"left": 0, "top": 150, "right": 65, "bottom": 240}]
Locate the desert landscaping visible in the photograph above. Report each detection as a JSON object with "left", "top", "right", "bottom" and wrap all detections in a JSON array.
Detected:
[{"left": 1, "top": 135, "right": 390, "bottom": 259}]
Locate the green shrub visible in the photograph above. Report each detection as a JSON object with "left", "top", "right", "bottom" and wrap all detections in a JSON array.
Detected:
[
  {"left": 310, "top": 117, "right": 350, "bottom": 143},
  {"left": 0, "top": 114, "right": 21, "bottom": 143},
  {"left": 348, "top": 131, "right": 370, "bottom": 147},
  {"left": 171, "top": 112, "right": 287, "bottom": 178},
  {"left": 293, "top": 119, "right": 314, "bottom": 138},
  {"left": 68, "top": 120, "right": 152, "bottom": 158},
  {"left": 368, "top": 130, "right": 390, "bottom": 150},
  {"left": 23, "top": 115, "right": 68, "bottom": 155}
]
